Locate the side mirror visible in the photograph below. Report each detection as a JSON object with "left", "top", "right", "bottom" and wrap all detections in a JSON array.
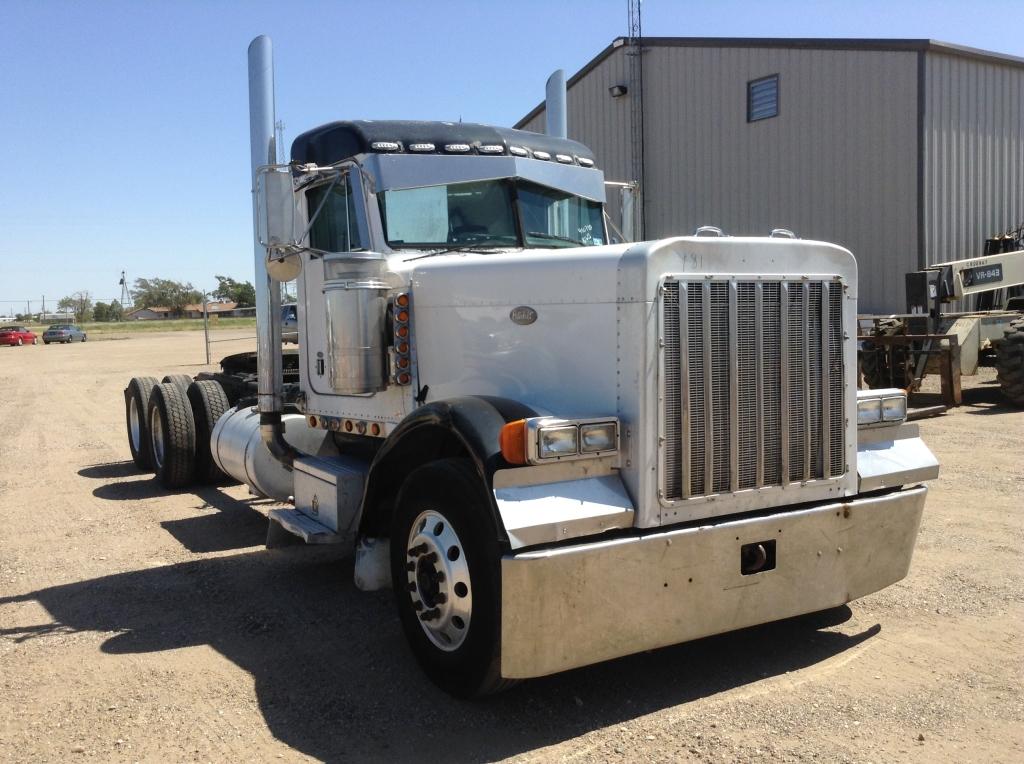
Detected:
[
  {"left": 256, "top": 166, "right": 302, "bottom": 281},
  {"left": 255, "top": 166, "right": 296, "bottom": 251}
]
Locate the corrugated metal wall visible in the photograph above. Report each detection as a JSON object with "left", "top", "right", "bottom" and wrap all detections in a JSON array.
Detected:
[
  {"left": 521, "top": 45, "right": 921, "bottom": 313},
  {"left": 922, "top": 52, "right": 1024, "bottom": 269}
]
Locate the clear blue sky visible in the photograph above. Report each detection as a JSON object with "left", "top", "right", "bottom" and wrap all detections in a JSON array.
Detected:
[{"left": 1, "top": 0, "right": 1021, "bottom": 314}]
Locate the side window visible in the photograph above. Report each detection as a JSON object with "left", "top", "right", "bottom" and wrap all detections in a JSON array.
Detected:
[{"left": 307, "top": 174, "right": 364, "bottom": 252}]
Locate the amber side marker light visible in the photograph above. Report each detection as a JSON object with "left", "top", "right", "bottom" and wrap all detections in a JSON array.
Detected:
[{"left": 499, "top": 419, "right": 528, "bottom": 465}]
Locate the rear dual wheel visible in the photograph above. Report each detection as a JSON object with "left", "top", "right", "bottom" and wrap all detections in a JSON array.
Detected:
[
  {"left": 186, "top": 380, "right": 231, "bottom": 483},
  {"left": 147, "top": 382, "right": 197, "bottom": 488},
  {"left": 124, "top": 376, "right": 161, "bottom": 469},
  {"left": 390, "top": 458, "right": 512, "bottom": 697}
]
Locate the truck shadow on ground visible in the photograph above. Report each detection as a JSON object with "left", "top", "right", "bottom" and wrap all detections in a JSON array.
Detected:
[{"left": 1, "top": 519, "right": 878, "bottom": 762}]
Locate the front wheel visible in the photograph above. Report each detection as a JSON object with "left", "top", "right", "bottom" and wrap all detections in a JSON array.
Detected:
[
  {"left": 32, "top": 338, "right": 37, "bottom": 345},
  {"left": 16, "top": 338, "right": 22, "bottom": 346},
  {"left": 390, "top": 458, "right": 512, "bottom": 697}
]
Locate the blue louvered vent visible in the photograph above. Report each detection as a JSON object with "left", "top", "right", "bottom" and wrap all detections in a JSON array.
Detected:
[{"left": 748, "top": 75, "right": 779, "bottom": 122}]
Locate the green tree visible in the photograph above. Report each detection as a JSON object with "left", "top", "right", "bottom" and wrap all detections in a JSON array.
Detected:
[
  {"left": 57, "top": 291, "right": 93, "bottom": 322},
  {"left": 93, "top": 302, "right": 111, "bottom": 322},
  {"left": 213, "top": 275, "right": 256, "bottom": 308},
  {"left": 132, "top": 278, "right": 203, "bottom": 317},
  {"left": 107, "top": 300, "right": 124, "bottom": 321}
]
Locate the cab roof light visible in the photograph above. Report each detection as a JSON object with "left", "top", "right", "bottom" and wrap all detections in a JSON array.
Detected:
[
  {"left": 508, "top": 145, "right": 529, "bottom": 157},
  {"left": 532, "top": 150, "right": 551, "bottom": 161},
  {"left": 371, "top": 141, "right": 400, "bottom": 152},
  {"left": 577, "top": 157, "right": 594, "bottom": 167},
  {"left": 478, "top": 144, "right": 504, "bottom": 154},
  {"left": 555, "top": 153, "right": 573, "bottom": 163},
  {"left": 444, "top": 143, "right": 471, "bottom": 153},
  {"left": 408, "top": 142, "right": 435, "bottom": 152}
]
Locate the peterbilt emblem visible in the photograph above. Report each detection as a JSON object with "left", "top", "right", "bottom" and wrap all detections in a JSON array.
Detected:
[{"left": 510, "top": 306, "right": 538, "bottom": 325}]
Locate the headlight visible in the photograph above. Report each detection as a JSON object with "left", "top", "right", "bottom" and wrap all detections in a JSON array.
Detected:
[
  {"left": 538, "top": 425, "right": 579, "bottom": 458},
  {"left": 881, "top": 395, "right": 907, "bottom": 421},
  {"left": 857, "top": 397, "right": 882, "bottom": 425},
  {"left": 580, "top": 422, "right": 617, "bottom": 453},
  {"left": 499, "top": 416, "right": 621, "bottom": 464},
  {"left": 857, "top": 389, "right": 907, "bottom": 427}
]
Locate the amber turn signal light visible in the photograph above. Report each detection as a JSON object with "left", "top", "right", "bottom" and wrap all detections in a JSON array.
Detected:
[{"left": 499, "top": 419, "right": 528, "bottom": 465}]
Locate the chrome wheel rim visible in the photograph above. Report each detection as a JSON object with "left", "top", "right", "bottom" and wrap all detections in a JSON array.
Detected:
[
  {"left": 129, "top": 397, "right": 142, "bottom": 452},
  {"left": 406, "top": 509, "right": 472, "bottom": 652},
  {"left": 149, "top": 407, "right": 164, "bottom": 469}
]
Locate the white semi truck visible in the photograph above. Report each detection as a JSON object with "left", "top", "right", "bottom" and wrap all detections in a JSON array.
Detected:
[{"left": 121, "top": 37, "right": 939, "bottom": 696}]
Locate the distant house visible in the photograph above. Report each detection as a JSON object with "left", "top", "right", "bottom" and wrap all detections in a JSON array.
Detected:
[
  {"left": 126, "top": 306, "right": 173, "bottom": 321},
  {"left": 181, "top": 301, "right": 240, "bottom": 319}
]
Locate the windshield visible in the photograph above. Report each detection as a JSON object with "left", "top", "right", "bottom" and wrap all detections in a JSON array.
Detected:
[{"left": 379, "top": 179, "right": 603, "bottom": 250}]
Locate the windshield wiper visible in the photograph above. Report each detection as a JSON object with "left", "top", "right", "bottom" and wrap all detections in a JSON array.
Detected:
[
  {"left": 402, "top": 246, "right": 498, "bottom": 262},
  {"left": 526, "top": 231, "right": 585, "bottom": 246}
]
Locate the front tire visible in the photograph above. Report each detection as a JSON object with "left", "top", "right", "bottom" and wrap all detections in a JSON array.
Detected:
[
  {"left": 390, "top": 458, "right": 512, "bottom": 697},
  {"left": 147, "top": 382, "right": 197, "bottom": 488},
  {"left": 16, "top": 338, "right": 22, "bottom": 346},
  {"left": 124, "top": 376, "right": 160, "bottom": 469}
]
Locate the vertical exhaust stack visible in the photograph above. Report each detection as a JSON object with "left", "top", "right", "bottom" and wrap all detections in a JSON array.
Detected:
[
  {"left": 247, "top": 35, "right": 295, "bottom": 468},
  {"left": 545, "top": 69, "right": 567, "bottom": 138}
]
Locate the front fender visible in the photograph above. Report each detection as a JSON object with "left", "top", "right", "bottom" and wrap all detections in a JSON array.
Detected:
[{"left": 356, "top": 396, "right": 538, "bottom": 543}]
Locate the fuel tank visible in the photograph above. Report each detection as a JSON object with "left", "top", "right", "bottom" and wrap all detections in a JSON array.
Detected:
[{"left": 211, "top": 406, "right": 336, "bottom": 500}]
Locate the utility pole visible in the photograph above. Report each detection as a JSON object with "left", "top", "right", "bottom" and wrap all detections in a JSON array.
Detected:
[{"left": 203, "top": 291, "right": 211, "bottom": 365}]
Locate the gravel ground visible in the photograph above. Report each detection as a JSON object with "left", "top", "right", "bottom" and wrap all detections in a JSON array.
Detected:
[{"left": 0, "top": 331, "right": 1021, "bottom": 763}]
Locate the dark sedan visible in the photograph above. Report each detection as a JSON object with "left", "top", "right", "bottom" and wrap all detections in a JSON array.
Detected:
[{"left": 43, "top": 324, "right": 87, "bottom": 344}]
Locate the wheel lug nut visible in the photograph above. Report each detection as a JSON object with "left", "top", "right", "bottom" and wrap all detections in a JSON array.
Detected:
[
  {"left": 408, "top": 543, "right": 428, "bottom": 557},
  {"left": 413, "top": 600, "right": 423, "bottom": 611},
  {"left": 408, "top": 582, "right": 417, "bottom": 592},
  {"left": 420, "top": 607, "right": 440, "bottom": 622},
  {"left": 406, "top": 561, "right": 415, "bottom": 571},
  {"left": 423, "top": 551, "right": 438, "bottom": 564},
  {"left": 434, "top": 571, "right": 445, "bottom": 582},
  {"left": 434, "top": 592, "right": 447, "bottom": 604}
]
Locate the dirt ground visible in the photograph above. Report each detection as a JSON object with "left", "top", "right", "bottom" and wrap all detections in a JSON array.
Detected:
[{"left": 1, "top": 331, "right": 1021, "bottom": 763}]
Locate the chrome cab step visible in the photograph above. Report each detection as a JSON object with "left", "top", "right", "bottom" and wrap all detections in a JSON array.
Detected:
[{"left": 267, "top": 507, "right": 343, "bottom": 546}]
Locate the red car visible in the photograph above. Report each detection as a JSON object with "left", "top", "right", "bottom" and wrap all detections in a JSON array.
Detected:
[{"left": 0, "top": 326, "right": 38, "bottom": 346}]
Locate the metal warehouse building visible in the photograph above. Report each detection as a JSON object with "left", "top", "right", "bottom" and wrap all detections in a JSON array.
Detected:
[{"left": 516, "top": 38, "right": 1024, "bottom": 313}]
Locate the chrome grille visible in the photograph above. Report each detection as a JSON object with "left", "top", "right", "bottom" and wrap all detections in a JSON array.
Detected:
[{"left": 661, "top": 278, "right": 845, "bottom": 500}]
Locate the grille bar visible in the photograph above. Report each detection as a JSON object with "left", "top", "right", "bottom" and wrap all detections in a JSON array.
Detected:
[
  {"left": 661, "top": 277, "right": 845, "bottom": 502},
  {"left": 679, "top": 283, "right": 691, "bottom": 499},
  {"left": 702, "top": 282, "right": 713, "bottom": 494},
  {"left": 780, "top": 281, "right": 790, "bottom": 486}
]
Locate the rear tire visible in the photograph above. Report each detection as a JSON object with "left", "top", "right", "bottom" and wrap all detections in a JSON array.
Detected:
[
  {"left": 186, "top": 380, "right": 232, "bottom": 484},
  {"left": 162, "top": 373, "right": 193, "bottom": 390},
  {"left": 995, "top": 318, "right": 1024, "bottom": 407},
  {"left": 147, "top": 382, "right": 197, "bottom": 488},
  {"left": 124, "top": 376, "right": 160, "bottom": 470},
  {"left": 390, "top": 458, "right": 514, "bottom": 697}
]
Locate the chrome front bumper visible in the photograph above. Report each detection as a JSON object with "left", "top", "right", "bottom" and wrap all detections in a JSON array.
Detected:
[{"left": 500, "top": 484, "right": 927, "bottom": 679}]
